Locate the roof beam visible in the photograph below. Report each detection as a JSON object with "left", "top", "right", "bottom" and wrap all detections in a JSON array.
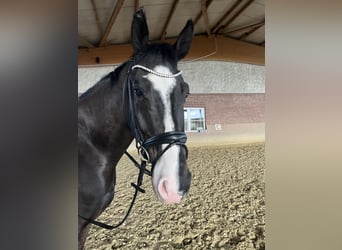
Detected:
[
  {"left": 79, "top": 35, "right": 265, "bottom": 66},
  {"left": 201, "top": 0, "right": 211, "bottom": 36},
  {"left": 134, "top": 0, "right": 139, "bottom": 11},
  {"left": 160, "top": 0, "right": 179, "bottom": 40},
  {"left": 223, "top": 20, "right": 264, "bottom": 35},
  {"left": 216, "top": 0, "right": 255, "bottom": 34},
  {"left": 259, "top": 40, "right": 265, "bottom": 47},
  {"left": 78, "top": 36, "right": 95, "bottom": 48},
  {"left": 239, "top": 19, "right": 264, "bottom": 40},
  {"left": 211, "top": 0, "right": 243, "bottom": 34},
  {"left": 193, "top": 0, "right": 213, "bottom": 26},
  {"left": 98, "top": 0, "right": 125, "bottom": 47},
  {"left": 91, "top": 0, "right": 103, "bottom": 36}
]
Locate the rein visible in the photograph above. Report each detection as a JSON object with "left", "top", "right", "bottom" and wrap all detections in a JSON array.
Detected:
[{"left": 79, "top": 55, "right": 188, "bottom": 230}]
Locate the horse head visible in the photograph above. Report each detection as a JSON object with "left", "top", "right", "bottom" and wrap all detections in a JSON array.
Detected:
[{"left": 126, "top": 8, "right": 193, "bottom": 204}]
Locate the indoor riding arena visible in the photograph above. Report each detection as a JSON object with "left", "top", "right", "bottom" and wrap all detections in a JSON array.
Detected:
[{"left": 79, "top": 1, "right": 265, "bottom": 249}]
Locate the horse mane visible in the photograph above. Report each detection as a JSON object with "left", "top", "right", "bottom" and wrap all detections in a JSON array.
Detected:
[{"left": 79, "top": 63, "right": 127, "bottom": 101}]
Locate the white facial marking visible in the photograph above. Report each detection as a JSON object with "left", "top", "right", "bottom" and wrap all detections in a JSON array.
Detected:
[
  {"left": 144, "top": 65, "right": 176, "bottom": 132},
  {"left": 144, "top": 65, "right": 181, "bottom": 200}
]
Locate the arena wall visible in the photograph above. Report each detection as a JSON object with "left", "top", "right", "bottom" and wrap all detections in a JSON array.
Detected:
[
  {"left": 184, "top": 93, "right": 264, "bottom": 145},
  {"left": 78, "top": 61, "right": 264, "bottom": 94}
]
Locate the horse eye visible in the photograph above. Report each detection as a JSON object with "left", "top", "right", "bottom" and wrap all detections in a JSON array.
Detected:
[
  {"left": 134, "top": 88, "right": 143, "bottom": 97},
  {"left": 185, "top": 92, "right": 190, "bottom": 99}
]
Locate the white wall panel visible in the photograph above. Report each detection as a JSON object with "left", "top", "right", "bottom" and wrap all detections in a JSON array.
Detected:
[{"left": 78, "top": 61, "right": 265, "bottom": 94}]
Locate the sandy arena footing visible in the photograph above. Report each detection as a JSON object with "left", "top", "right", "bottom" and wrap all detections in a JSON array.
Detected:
[{"left": 84, "top": 142, "right": 265, "bottom": 250}]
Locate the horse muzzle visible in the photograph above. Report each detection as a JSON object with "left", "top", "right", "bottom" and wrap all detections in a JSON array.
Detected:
[{"left": 151, "top": 145, "right": 191, "bottom": 204}]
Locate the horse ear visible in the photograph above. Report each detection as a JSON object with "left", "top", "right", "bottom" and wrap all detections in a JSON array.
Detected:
[
  {"left": 174, "top": 19, "right": 194, "bottom": 61},
  {"left": 131, "top": 7, "right": 149, "bottom": 52}
]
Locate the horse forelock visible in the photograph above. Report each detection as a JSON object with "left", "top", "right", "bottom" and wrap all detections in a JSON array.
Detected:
[{"left": 133, "top": 43, "right": 177, "bottom": 70}]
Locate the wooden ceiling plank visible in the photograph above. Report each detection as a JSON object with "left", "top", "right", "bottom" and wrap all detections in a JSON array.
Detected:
[
  {"left": 223, "top": 20, "right": 264, "bottom": 35},
  {"left": 216, "top": 0, "right": 255, "bottom": 34},
  {"left": 211, "top": 0, "right": 243, "bottom": 34},
  {"left": 160, "top": 0, "right": 179, "bottom": 41},
  {"left": 78, "top": 36, "right": 95, "bottom": 48},
  {"left": 134, "top": 0, "right": 139, "bottom": 11},
  {"left": 91, "top": 0, "right": 103, "bottom": 36},
  {"left": 201, "top": 0, "right": 211, "bottom": 36},
  {"left": 238, "top": 20, "right": 264, "bottom": 40},
  {"left": 78, "top": 35, "right": 265, "bottom": 66},
  {"left": 193, "top": 0, "right": 213, "bottom": 26},
  {"left": 98, "top": 0, "right": 125, "bottom": 47}
]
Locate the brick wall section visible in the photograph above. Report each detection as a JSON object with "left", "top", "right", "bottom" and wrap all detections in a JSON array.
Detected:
[{"left": 185, "top": 93, "right": 265, "bottom": 125}]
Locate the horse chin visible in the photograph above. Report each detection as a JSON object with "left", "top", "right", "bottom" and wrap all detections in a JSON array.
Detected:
[{"left": 152, "top": 177, "right": 183, "bottom": 204}]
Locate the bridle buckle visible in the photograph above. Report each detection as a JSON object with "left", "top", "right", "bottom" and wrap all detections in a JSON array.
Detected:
[{"left": 138, "top": 145, "right": 150, "bottom": 163}]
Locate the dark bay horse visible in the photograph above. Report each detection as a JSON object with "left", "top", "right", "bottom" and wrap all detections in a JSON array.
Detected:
[{"left": 78, "top": 8, "right": 193, "bottom": 249}]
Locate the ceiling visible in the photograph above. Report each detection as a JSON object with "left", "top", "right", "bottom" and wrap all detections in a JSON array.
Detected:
[{"left": 78, "top": 0, "right": 265, "bottom": 49}]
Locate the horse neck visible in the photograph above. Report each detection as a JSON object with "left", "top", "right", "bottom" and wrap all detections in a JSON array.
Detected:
[{"left": 78, "top": 67, "right": 134, "bottom": 160}]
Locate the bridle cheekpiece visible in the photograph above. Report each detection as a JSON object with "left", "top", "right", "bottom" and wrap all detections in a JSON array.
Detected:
[{"left": 127, "top": 63, "right": 188, "bottom": 169}]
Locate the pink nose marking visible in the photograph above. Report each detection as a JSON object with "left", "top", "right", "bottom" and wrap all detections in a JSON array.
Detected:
[{"left": 158, "top": 179, "right": 182, "bottom": 204}]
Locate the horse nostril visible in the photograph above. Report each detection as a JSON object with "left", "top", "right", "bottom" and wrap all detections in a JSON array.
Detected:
[{"left": 160, "top": 179, "right": 168, "bottom": 195}]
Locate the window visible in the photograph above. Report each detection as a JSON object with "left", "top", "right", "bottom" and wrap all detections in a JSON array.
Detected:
[{"left": 184, "top": 108, "right": 206, "bottom": 132}]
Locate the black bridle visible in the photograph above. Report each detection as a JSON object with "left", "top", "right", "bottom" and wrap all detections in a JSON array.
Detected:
[{"left": 79, "top": 54, "right": 188, "bottom": 230}]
